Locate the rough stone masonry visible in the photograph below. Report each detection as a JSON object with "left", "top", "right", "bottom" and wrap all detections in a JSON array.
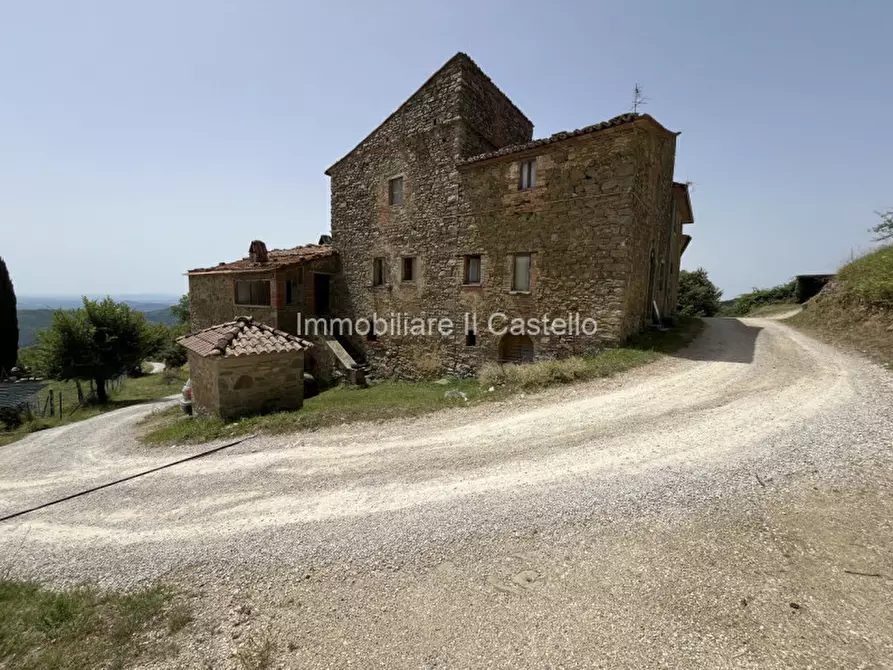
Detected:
[
  {"left": 186, "top": 52, "right": 694, "bottom": 381},
  {"left": 326, "top": 52, "right": 694, "bottom": 379}
]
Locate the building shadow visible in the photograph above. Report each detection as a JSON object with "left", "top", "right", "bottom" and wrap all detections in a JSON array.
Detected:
[{"left": 667, "top": 317, "right": 762, "bottom": 364}]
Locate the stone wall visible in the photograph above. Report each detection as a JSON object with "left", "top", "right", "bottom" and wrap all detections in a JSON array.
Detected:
[
  {"left": 328, "top": 54, "right": 683, "bottom": 379},
  {"left": 187, "top": 351, "right": 219, "bottom": 417},
  {"left": 188, "top": 255, "right": 341, "bottom": 335},
  {"left": 214, "top": 351, "right": 304, "bottom": 420},
  {"left": 623, "top": 126, "right": 678, "bottom": 334}
]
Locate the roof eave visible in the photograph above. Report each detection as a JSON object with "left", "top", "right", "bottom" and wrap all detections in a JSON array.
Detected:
[{"left": 458, "top": 114, "right": 677, "bottom": 169}]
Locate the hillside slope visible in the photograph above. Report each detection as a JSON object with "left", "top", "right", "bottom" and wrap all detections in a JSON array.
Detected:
[
  {"left": 787, "top": 245, "right": 893, "bottom": 365},
  {"left": 17, "top": 306, "right": 177, "bottom": 347}
]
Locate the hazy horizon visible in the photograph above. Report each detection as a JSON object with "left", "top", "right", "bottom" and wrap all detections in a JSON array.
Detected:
[{"left": 2, "top": 1, "right": 890, "bottom": 301}]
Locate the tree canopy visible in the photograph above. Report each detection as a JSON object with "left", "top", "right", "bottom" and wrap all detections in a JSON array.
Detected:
[
  {"left": 38, "top": 297, "right": 158, "bottom": 403},
  {"left": 0, "top": 257, "right": 18, "bottom": 374},
  {"left": 677, "top": 268, "right": 723, "bottom": 317},
  {"left": 170, "top": 294, "right": 190, "bottom": 325},
  {"left": 870, "top": 210, "right": 893, "bottom": 242}
]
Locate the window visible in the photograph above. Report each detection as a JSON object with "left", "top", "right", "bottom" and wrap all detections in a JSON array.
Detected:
[
  {"left": 519, "top": 159, "right": 536, "bottom": 190},
  {"left": 465, "top": 330, "right": 476, "bottom": 346},
  {"left": 464, "top": 255, "right": 481, "bottom": 285},
  {"left": 388, "top": 176, "right": 404, "bottom": 205},
  {"left": 234, "top": 279, "right": 271, "bottom": 306},
  {"left": 512, "top": 253, "right": 531, "bottom": 292},
  {"left": 373, "top": 258, "right": 386, "bottom": 286},
  {"left": 401, "top": 256, "right": 415, "bottom": 282}
]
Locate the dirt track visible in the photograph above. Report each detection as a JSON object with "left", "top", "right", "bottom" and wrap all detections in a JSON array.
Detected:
[{"left": 1, "top": 317, "right": 892, "bottom": 668}]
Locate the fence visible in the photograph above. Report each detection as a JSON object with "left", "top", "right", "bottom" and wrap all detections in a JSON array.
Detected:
[{"left": 2, "top": 375, "right": 127, "bottom": 419}]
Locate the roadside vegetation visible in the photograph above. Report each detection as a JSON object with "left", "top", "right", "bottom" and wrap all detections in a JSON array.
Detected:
[
  {"left": 1, "top": 295, "right": 192, "bottom": 447},
  {"left": 0, "top": 369, "right": 188, "bottom": 447},
  {"left": 0, "top": 578, "right": 192, "bottom": 669},
  {"left": 139, "top": 317, "right": 703, "bottom": 445},
  {"left": 720, "top": 279, "right": 798, "bottom": 317},
  {"left": 676, "top": 268, "right": 722, "bottom": 317},
  {"left": 787, "top": 244, "right": 893, "bottom": 365}
]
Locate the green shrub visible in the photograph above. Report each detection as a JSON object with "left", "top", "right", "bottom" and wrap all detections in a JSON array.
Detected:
[
  {"left": 677, "top": 268, "right": 723, "bottom": 317},
  {"left": 725, "top": 280, "right": 797, "bottom": 316}
]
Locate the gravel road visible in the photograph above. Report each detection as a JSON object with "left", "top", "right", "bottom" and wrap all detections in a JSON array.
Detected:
[{"left": 1, "top": 317, "right": 892, "bottom": 668}]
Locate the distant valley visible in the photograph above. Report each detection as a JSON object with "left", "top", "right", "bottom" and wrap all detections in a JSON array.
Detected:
[{"left": 16, "top": 295, "right": 181, "bottom": 347}]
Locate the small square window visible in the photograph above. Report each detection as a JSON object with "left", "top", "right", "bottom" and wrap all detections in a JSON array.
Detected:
[
  {"left": 512, "top": 253, "right": 531, "bottom": 292},
  {"left": 234, "top": 279, "right": 271, "bottom": 306},
  {"left": 388, "top": 176, "right": 404, "bottom": 205},
  {"left": 401, "top": 256, "right": 415, "bottom": 282},
  {"left": 519, "top": 159, "right": 536, "bottom": 190},
  {"left": 373, "top": 258, "right": 386, "bottom": 286},
  {"left": 464, "top": 255, "right": 481, "bottom": 285}
]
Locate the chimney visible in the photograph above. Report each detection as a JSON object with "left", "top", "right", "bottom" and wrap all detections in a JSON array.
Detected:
[{"left": 248, "top": 240, "right": 268, "bottom": 263}]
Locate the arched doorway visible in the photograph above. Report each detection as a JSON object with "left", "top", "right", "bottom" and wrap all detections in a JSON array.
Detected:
[{"left": 499, "top": 333, "right": 534, "bottom": 363}]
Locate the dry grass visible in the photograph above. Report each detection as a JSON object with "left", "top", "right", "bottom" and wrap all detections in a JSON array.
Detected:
[
  {"left": 140, "top": 318, "right": 703, "bottom": 446},
  {"left": 787, "top": 245, "right": 893, "bottom": 367}
]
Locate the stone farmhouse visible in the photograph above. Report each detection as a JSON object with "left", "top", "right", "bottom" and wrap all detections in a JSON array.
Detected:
[{"left": 187, "top": 52, "right": 694, "bottom": 380}]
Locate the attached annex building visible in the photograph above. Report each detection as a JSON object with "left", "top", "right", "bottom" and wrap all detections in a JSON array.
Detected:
[{"left": 187, "top": 52, "right": 695, "bottom": 380}]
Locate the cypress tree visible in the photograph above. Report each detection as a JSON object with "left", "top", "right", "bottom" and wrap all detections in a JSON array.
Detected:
[{"left": 0, "top": 256, "right": 18, "bottom": 374}]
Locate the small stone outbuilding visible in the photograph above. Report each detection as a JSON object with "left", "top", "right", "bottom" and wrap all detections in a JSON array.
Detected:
[{"left": 177, "top": 316, "right": 311, "bottom": 420}]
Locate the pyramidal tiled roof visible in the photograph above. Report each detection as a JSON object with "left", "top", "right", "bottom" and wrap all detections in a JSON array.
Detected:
[{"left": 177, "top": 316, "right": 312, "bottom": 358}]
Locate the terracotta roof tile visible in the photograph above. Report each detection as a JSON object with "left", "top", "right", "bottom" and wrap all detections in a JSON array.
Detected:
[
  {"left": 188, "top": 244, "right": 336, "bottom": 275},
  {"left": 458, "top": 113, "right": 670, "bottom": 165},
  {"left": 177, "top": 316, "right": 312, "bottom": 358}
]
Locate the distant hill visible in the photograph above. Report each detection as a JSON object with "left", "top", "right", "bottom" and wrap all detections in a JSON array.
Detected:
[
  {"left": 16, "top": 294, "right": 180, "bottom": 311},
  {"left": 16, "top": 304, "right": 179, "bottom": 347}
]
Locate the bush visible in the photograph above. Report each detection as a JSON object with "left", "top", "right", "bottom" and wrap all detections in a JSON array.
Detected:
[
  {"left": 479, "top": 358, "right": 592, "bottom": 390},
  {"left": 0, "top": 406, "right": 26, "bottom": 431},
  {"left": 726, "top": 280, "right": 797, "bottom": 316},
  {"left": 677, "top": 268, "right": 723, "bottom": 317}
]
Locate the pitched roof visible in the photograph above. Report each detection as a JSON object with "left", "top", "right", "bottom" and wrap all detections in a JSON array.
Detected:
[
  {"left": 325, "top": 52, "right": 532, "bottom": 175},
  {"left": 187, "top": 244, "right": 336, "bottom": 275},
  {"left": 458, "top": 113, "right": 674, "bottom": 166},
  {"left": 177, "top": 316, "right": 312, "bottom": 358}
]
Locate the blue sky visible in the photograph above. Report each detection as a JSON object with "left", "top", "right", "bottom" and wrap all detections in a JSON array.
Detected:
[{"left": 1, "top": 0, "right": 890, "bottom": 300}]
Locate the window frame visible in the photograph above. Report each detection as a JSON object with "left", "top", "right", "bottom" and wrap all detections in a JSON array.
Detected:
[
  {"left": 233, "top": 279, "right": 272, "bottom": 307},
  {"left": 511, "top": 253, "right": 532, "bottom": 292},
  {"left": 401, "top": 256, "right": 416, "bottom": 283},
  {"left": 463, "top": 254, "right": 482, "bottom": 285},
  {"left": 388, "top": 176, "right": 404, "bottom": 206},
  {"left": 518, "top": 159, "right": 537, "bottom": 190},
  {"left": 372, "top": 257, "right": 386, "bottom": 287}
]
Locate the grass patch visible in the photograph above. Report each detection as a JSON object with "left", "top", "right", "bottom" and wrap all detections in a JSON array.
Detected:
[
  {"left": 480, "top": 316, "right": 703, "bottom": 391},
  {"left": 140, "top": 318, "right": 702, "bottom": 446},
  {"left": 0, "top": 368, "right": 188, "bottom": 447},
  {"left": 786, "top": 245, "right": 893, "bottom": 367},
  {"left": 836, "top": 244, "right": 893, "bottom": 307},
  {"left": 742, "top": 302, "right": 801, "bottom": 317},
  {"left": 0, "top": 579, "right": 191, "bottom": 669}
]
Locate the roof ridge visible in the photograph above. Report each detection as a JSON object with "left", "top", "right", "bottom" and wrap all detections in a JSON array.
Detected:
[
  {"left": 458, "top": 113, "right": 675, "bottom": 166},
  {"left": 177, "top": 317, "right": 312, "bottom": 358}
]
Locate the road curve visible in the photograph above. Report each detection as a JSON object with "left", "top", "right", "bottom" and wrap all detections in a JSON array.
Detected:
[
  {"left": 1, "top": 316, "right": 890, "bottom": 577},
  {"left": 1, "top": 317, "right": 893, "bottom": 667}
]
